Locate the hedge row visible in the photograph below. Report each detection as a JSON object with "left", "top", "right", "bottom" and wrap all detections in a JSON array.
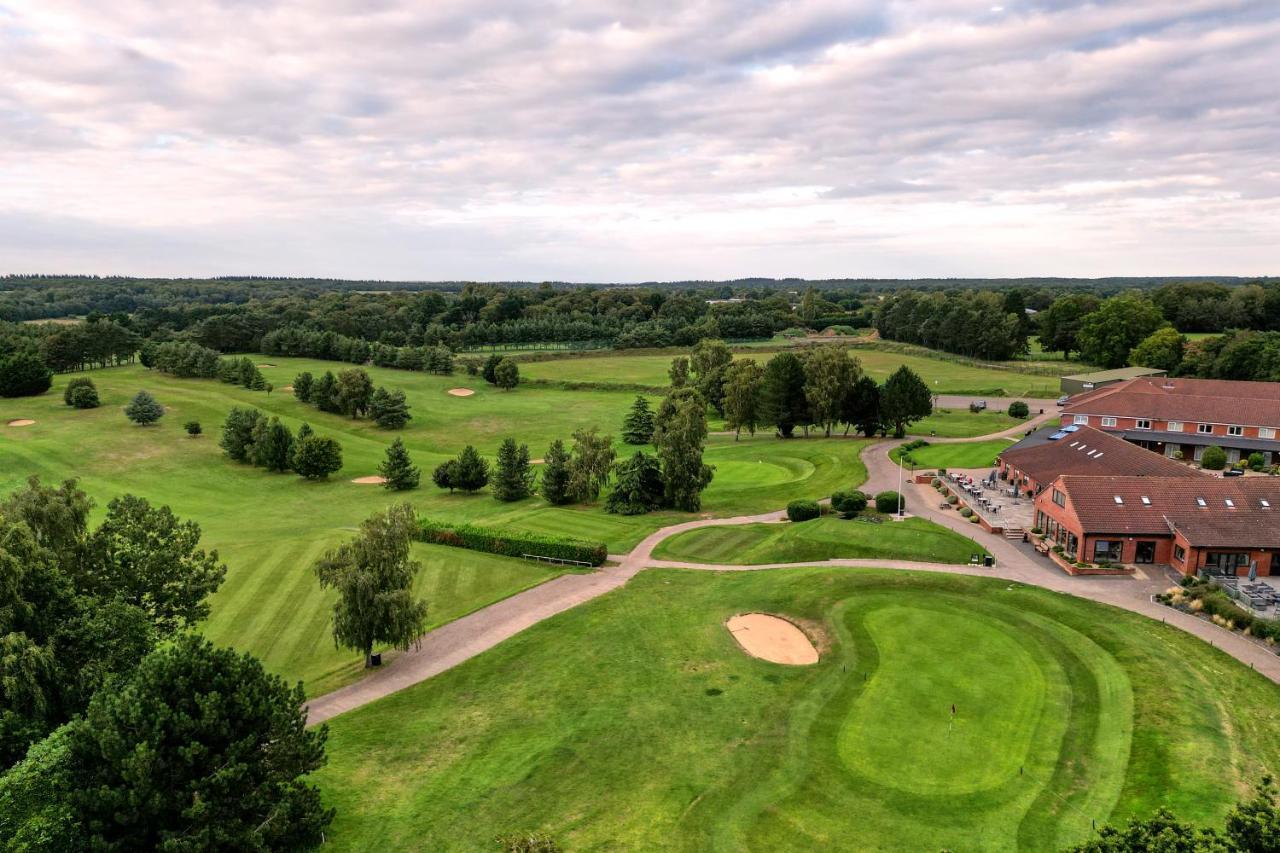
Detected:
[{"left": 418, "top": 518, "right": 607, "bottom": 566}]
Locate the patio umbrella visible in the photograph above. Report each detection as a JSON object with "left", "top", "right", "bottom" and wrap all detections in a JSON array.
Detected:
[{"left": 1249, "top": 560, "right": 1258, "bottom": 582}]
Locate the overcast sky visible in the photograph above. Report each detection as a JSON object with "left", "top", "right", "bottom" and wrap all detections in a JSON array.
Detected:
[{"left": 2, "top": 1, "right": 1277, "bottom": 280}]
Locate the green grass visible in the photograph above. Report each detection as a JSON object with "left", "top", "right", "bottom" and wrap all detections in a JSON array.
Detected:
[
  {"left": 651, "top": 516, "right": 988, "bottom": 564},
  {"left": 891, "top": 439, "right": 1016, "bottom": 469},
  {"left": 909, "top": 407, "right": 1024, "bottom": 438},
  {"left": 0, "top": 360, "right": 869, "bottom": 693},
  {"left": 522, "top": 348, "right": 1068, "bottom": 396},
  {"left": 312, "top": 568, "right": 1280, "bottom": 850}
]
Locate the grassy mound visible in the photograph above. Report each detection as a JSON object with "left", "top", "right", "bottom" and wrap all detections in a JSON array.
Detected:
[
  {"left": 652, "top": 516, "right": 987, "bottom": 565},
  {"left": 313, "top": 569, "right": 1280, "bottom": 850}
]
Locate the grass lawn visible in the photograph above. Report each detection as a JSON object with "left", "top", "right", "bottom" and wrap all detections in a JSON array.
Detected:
[
  {"left": 0, "top": 360, "right": 868, "bottom": 692},
  {"left": 522, "top": 348, "right": 1068, "bottom": 396},
  {"left": 891, "top": 439, "right": 1016, "bottom": 470},
  {"left": 651, "top": 516, "right": 988, "bottom": 564},
  {"left": 909, "top": 407, "right": 1024, "bottom": 438},
  {"left": 313, "top": 568, "right": 1280, "bottom": 850}
]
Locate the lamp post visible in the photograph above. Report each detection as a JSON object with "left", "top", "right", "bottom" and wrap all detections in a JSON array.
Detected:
[{"left": 897, "top": 446, "right": 905, "bottom": 517}]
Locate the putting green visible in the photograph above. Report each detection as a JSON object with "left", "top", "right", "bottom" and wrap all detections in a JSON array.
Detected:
[{"left": 314, "top": 569, "right": 1278, "bottom": 851}]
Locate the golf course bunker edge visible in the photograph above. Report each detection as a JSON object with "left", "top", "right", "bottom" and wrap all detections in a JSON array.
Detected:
[{"left": 726, "top": 613, "right": 819, "bottom": 665}]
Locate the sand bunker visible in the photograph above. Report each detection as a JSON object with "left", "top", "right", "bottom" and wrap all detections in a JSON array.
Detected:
[
  {"left": 257, "top": 363, "right": 276, "bottom": 368},
  {"left": 281, "top": 385, "right": 294, "bottom": 393},
  {"left": 726, "top": 613, "right": 819, "bottom": 665},
  {"left": 447, "top": 388, "right": 475, "bottom": 397},
  {"left": 530, "top": 458, "right": 545, "bottom": 464},
  {"left": 350, "top": 476, "right": 387, "bottom": 485},
  {"left": 6, "top": 419, "right": 35, "bottom": 427}
]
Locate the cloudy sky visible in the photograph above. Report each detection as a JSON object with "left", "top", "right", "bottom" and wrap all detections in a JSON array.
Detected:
[{"left": 2, "top": 1, "right": 1277, "bottom": 280}]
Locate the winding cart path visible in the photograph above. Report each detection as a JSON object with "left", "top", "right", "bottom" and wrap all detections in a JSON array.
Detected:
[{"left": 306, "top": 411, "right": 1280, "bottom": 724}]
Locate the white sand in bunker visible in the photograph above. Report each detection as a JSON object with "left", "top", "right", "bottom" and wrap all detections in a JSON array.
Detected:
[
  {"left": 726, "top": 613, "right": 819, "bottom": 665},
  {"left": 281, "top": 385, "right": 293, "bottom": 393},
  {"left": 350, "top": 476, "right": 387, "bottom": 485},
  {"left": 6, "top": 419, "right": 35, "bottom": 427},
  {"left": 447, "top": 388, "right": 475, "bottom": 397},
  {"left": 530, "top": 458, "right": 545, "bottom": 464},
  {"left": 257, "top": 363, "right": 276, "bottom": 368}
]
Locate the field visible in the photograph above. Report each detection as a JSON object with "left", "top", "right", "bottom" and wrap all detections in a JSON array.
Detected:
[
  {"left": 892, "top": 439, "right": 1016, "bottom": 469},
  {"left": 313, "top": 568, "right": 1280, "bottom": 850},
  {"left": 652, "top": 516, "right": 989, "bottom": 564},
  {"left": 0, "top": 359, "right": 870, "bottom": 693},
  {"left": 521, "top": 348, "right": 1067, "bottom": 396}
]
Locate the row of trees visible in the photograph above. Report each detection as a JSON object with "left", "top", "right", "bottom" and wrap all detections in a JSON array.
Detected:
[
  {"left": 292, "top": 368, "right": 411, "bottom": 428},
  {"left": 874, "top": 290, "right": 1030, "bottom": 360},
  {"left": 220, "top": 408, "right": 345, "bottom": 479}
]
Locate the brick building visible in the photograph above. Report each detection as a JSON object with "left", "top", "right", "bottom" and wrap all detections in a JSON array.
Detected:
[
  {"left": 1059, "top": 377, "right": 1280, "bottom": 466},
  {"left": 1033, "top": 475, "right": 1280, "bottom": 576},
  {"left": 997, "top": 425, "right": 1200, "bottom": 497}
]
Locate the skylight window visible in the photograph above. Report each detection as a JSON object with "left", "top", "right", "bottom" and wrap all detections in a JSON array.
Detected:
[
  {"left": 1196, "top": 497, "right": 1207, "bottom": 507},
  {"left": 1141, "top": 496, "right": 1151, "bottom": 505},
  {"left": 1225, "top": 499, "right": 1235, "bottom": 508},
  {"left": 1263, "top": 500, "right": 1272, "bottom": 508},
  {"left": 1113, "top": 495, "right": 1124, "bottom": 504}
]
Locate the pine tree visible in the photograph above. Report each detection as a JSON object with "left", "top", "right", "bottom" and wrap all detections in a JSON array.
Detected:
[
  {"left": 621, "top": 396, "right": 656, "bottom": 445},
  {"left": 492, "top": 438, "right": 534, "bottom": 502},
  {"left": 759, "top": 351, "right": 809, "bottom": 438},
  {"left": 431, "top": 460, "right": 458, "bottom": 493},
  {"left": 451, "top": 445, "right": 490, "bottom": 493},
  {"left": 369, "top": 387, "right": 412, "bottom": 429},
  {"left": 292, "top": 372, "right": 314, "bottom": 403},
  {"left": 879, "top": 366, "right": 933, "bottom": 438},
  {"left": 605, "top": 451, "right": 665, "bottom": 515},
  {"left": 311, "top": 372, "right": 337, "bottom": 413},
  {"left": 124, "top": 390, "right": 164, "bottom": 426},
  {"left": 482, "top": 354, "right": 503, "bottom": 384},
  {"left": 219, "top": 407, "right": 262, "bottom": 462},
  {"left": 379, "top": 437, "right": 420, "bottom": 490},
  {"left": 253, "top": 417, "right": 294, "bottom": 473},
  {"left": 540, "top": 439, "right": 572, "bottom": 505}
]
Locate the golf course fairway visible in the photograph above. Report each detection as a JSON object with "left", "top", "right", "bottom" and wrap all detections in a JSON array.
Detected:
[{"left": 313, "top": 568, "right": 1280, "bottom": 851}]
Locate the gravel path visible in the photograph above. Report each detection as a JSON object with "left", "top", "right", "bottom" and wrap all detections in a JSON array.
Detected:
[{"left": 305, "top": 416, "right": 1279, "bottom": 725}]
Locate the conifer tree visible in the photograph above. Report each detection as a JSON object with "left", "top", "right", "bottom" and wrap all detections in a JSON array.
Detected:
[
  {"left": 605, "top": 451, "right": 665, "bottom": 515},
  {"left": 451, "top": 445, "right": 490, "bottom": 493},
  {"left": 379, "top": 437, "right": 420, "bottom": 490},
  {"left": 292, "top": 372, "right": 314, "bottom": 403},
  {"left": 370, "top": 387, "right": 412, "bottom": 429},
  {"left": 492, "top": 438, "right": 534, "bottom": 502},
  {"left": 621, "top": 396, "right": 656, "bottom": 445},
  {"left": 540, "top": 439, "right": 572, "bottom": 505},
  {"left": 124, "top": 390, "right": 164, "bottom": 426}
]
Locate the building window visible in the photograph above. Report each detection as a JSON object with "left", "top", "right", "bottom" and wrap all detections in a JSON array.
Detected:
[
  {"left": 1052, "top": 489, "right": 1065, "bottom": 507},
  {"left": 1261, "top": 428, "right": 1276, "bottom": 439},
  {"left": 1204, "top": 552, "right": 1249, "bottom": 574},
  {"left": 1073, "top": 415, "right": 1088, "bottom": 425},
  {"left": 1168, "top": 421, "right": 1183, "bottom": 432},
  {"left": 1101, "top": 417, "right": 1117, "bottom": 427},
  {"left": 1093, "top": 540, "right": 1122, "bottom": 562},
  {"left": 1228, "top": 425, "right": 1244, "bottom": 436},
  {"left": 1136, "top": 419, "right": 1151, "bottom": 430},
  {"left": 1198, "top": 423, "right": 1213, "bottom": 434},
  {"left": 1174, "top": 544, "right": 1186, "bottom": 562}
]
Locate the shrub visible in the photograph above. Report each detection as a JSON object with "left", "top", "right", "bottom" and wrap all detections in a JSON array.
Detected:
[
  {"left": 184, "top": 420, "right": 202, "bottom": 437},
  {"left": 1030, "top": 526, "right": 1043, "bottom": 534},
  {"left": 946, "top": 495, "right": 958, "bottom": 505},
  {"left": 1249, "top": 452, "right": 1266, "bottom": 471},
  {"left": 786, "top": 500, "right": 821, "bottom": 522},
  {"left": 959, "top": 507, "right": 973, "bottom": 518},
  {"left": 1172, "top": 450, "right": 1185, "bottom": 460},
  {"left": 831, "top": 489, "right": 868, "bottom": 518},
  {"left": 1200, "top": 445, "right": 1227, "bottom": 470},
  {"left": 63, "top": 377, "right": 100, "bottom": 408},
  {"left": 419, "top": 519, "right": 606, "bottom": 565},
  {"left": 0, "top": 352, "right": 53, "bottom": 397},
  {"left": 1008, "top": 400, "right": 1029, "bottom": 418},
  {"left": 874, "top": 491, "right": 902, "bottom": 514},
  {"left": 969, "top": 516, "right": 980, "bottom": 524},
  {"left": 931, "top": 478, "right": 941, "bottom": 488},
  {"left": 1052, "top": 545, "right": 1064, "bottom": 554}
]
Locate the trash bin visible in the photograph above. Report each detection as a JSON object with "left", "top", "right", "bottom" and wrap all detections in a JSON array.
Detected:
[
  {"left": 370, "top": 653, "right": 383, "bottom": 667},
  {"left": 983, "top": 555, "right": 994, "bottom": 567}
]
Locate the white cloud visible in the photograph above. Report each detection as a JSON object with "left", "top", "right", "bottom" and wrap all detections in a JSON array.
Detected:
[{"left": 0, "top": 0, "right": 1276, "bottom": 278}]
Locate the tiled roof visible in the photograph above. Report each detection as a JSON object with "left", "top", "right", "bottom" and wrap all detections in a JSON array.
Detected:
[
  {"left": 1063, "top": 377, "right": 1280, "bottom": 427},
  {"left": 1055, "top": 475, "right": 1280, "bottom": 546},
  {"left": 999, "top": 426, "right": 1200, "bottom": 486}
]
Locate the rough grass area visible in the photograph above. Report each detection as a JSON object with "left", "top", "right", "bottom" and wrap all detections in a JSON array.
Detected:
[
  {"left": 891, "top": 439, "right": 1016, "bottom": 469},
  {"left": 652, "top": 516, "right": 988, "bottom": 564},
  {"left": 0, "top": 359, "right": 868, "bottom": 692},
  {"left": 313, "top": 569, "right": 1280, "bottom": 851},
  {"left": 522, "top": 348, "right": 1067, "bottom": 396}
]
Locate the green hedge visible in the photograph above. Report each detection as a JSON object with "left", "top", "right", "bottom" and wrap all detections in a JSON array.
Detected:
[
  {"left": 419, "top": 519, "right": 607, "bottom": 566},
  {"left": 786, "top": 500, "right": 821, "bottom": 522}
]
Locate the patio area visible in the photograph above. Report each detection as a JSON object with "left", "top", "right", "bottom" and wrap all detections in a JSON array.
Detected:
[{"left": 939, "top": 468, "right": 1036, "bottom": 532}]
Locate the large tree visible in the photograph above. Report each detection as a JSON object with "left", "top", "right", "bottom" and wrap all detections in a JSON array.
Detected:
[
  {"left": 334, "top": 367, "right": 374, "bottom": 417},
  {"left": 81, "top": 495, "right": 227, "bottom": 635},
  {"left": 0, "top": 352, "right": 53, "bottom": 398},
  {"left": 1129, "top": 327, "right": 1186, "bottom": 373},
  {"left": 219, "top": 406, "right": 263, "bottom": 462},
  {"left": 804, "top": 345, "right": 859, "bottom": 437},
  {"left": 1035, "top": 293, "right": 1101, "bottom": 359},
  {"left": 652, "top": 387, "right": 714, "bottom": 511},
  {"left": 451, "top": 445, "right": 491, "bottom": 492},
  {"left": 293, "top": 435, "right": 343, "bottom": 480},
  {"left": 605, "top": 451, "right": 665, "bottom": 515},
  {"left": 690, "top": 338, "right": 733, "bottom": 415},
  {"left": 379, "top": 437, "right": 420, "bottom": 490},
  {"left": 567, "top": 427, "right": 616, "bottom": 504},
  {"left": 723, "top": 358, "right": 764, "bottom": 439},
  {"left": 493, "top": 437, "right": 535, "bottom": 502},
  {"left": 494, "top": 357, "right": 520, "bottom": 390},
  {"left": 252, "top": 416, "right": 295, "bottom": 472},
  {"left": 843, "top": 374, "right": 882, "bottom": 437},
  {"left": 879, "top": 366, "right": 932, "bottom": 438},
  {"left": 313, "top": 503, "right": 428, "bottom": 669},
  {"left": 668, "top": 356, "right": 690, "bottom": 388},
  {"left": 369, "top": 387, "right": 412, "bottom": 429},
  {"left": 0, "top": 635, "right": 333, "bottom": 849},
  {"left": 1076, "top": 293, "right": 1168, "bottom": 369},
  {"left": 760, "top": 351, "right": 809, "bottom": 438}
]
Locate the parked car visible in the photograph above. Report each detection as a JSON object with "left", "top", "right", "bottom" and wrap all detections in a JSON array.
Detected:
[
  {"left": 1056, "top": 395, "right": 1069, "bottom": 406},
  {"left": 972, "top": 400, "right": 987, "bottom": 411},
  {"left": 1222, "top": 468, "right": 1245, "bottom": 477}
]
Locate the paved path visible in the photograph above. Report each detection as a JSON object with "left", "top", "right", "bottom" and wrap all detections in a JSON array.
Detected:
[{"left": 305, "top": 419, "right": 1280, "bottom": 725}]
